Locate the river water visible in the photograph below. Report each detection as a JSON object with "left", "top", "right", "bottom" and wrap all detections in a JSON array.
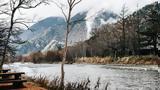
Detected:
[{"left": 4, "top": 63, "right": 160, "bottom": 90}]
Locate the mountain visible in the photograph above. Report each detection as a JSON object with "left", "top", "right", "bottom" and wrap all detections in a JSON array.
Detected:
[
  {"left": 17, "top": 10, "right": 118, "bottom": 55},
  {"left": 20, "top": 17, "right": 65, "bottom": 40},
  {"left": 17, "top": 17, "right": 66, "bottom": 54}
]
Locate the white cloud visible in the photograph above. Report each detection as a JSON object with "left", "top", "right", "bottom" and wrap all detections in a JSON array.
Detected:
[{"left": 17, "top": 0, "right": 160, "bottom": 21}]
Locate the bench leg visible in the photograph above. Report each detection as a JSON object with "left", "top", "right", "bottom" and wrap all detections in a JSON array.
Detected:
[
  {"left": 13, "top": 82, "right": 23, "bottom": 87},
  {"left": 2, "top": 75, "right": 10, "bottom": 79}
]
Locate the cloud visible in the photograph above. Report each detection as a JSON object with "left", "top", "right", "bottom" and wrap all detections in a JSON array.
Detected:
[
  {"left": 79, "top": 0, "right": 159, "bottom": 14},
  {"left": 18, "top": 0, "right": 160, "bottom": 20}
]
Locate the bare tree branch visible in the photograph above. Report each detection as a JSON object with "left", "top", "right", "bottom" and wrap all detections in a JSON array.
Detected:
[
  {"left": 0, "top": 10, "right": 11, "bottom": 15},
  {"left": 52, "top": 1, "right": 68, "bottom": 21},
  {"left": 0, "top": 3, "right": 8, "bottom": 7},
  {"left": 72, "top": 0, "right": 82, "bottom": 8}
]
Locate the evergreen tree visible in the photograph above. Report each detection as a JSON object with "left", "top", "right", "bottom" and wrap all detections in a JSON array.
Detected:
[{"left": 139, "top": 2, "right": 160, "bottom": 55}]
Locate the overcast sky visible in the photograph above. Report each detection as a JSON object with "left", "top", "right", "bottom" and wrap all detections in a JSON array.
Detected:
[{"left": 18, "top": 0, "right": 159, "bottom": 21}]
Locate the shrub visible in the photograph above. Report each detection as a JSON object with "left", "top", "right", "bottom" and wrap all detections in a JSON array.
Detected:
[
  {"left": 17, "top": 51, "right": 63, "bottom": 63},
  {"left": 75, "top": 57, "right": 113, "bottom": 64},
  {"left": 27, "top": 76, "right": 109, "bottom": 90},
  {"left": 115, "top": 55, "right": 160, "bottom": 65}
]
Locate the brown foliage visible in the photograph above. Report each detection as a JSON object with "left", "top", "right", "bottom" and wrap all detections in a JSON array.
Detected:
[
  {"left": 15, "top": 51, "right": 63, "bottom": 63},
  {"left": 115, "top": 56, "right": 160, "bottom": 65},
  {"left": 44, "top": 51, "right": 63, "bottom": 62}
]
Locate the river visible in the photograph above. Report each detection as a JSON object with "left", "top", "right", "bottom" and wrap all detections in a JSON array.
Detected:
[{"left": 4, "top": 63, "right": 160, "bottom": 90}]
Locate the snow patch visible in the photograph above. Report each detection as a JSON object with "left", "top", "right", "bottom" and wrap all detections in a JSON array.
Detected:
[
  {"left": 86, "top": 8, "right": 118, "bottom": 39},
  {"left": 86, "top": 20, "right": 93, "bottom": 39},
  {"left": 86, "top": 8, "right": 102, "bottom": 39},
  {"left": 42, "top": 39, "right": 64, "bottom": 53}
]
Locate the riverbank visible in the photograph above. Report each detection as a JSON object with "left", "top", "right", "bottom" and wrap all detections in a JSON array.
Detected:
[{"left": 75, "top": 56, "right": 160, "bottom": 65}]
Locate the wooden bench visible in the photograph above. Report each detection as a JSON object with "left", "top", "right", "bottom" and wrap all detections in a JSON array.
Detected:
[{"left": 0, "top": 72, "right": 27, "bottom": 87}]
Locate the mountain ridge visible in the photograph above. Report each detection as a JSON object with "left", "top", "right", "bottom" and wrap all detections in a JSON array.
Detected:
[{"left": 17, "top": 9, "right": 118, "bottom": 55}]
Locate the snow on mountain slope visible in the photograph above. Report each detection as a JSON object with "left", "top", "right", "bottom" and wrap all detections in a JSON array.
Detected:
[
  {"left": 20, "top": 17, "right": 65, "bottom": 40},
  {"left": 17, "top": 9, "right": 118, "bottom": 55},
  {"left": 17, "top": 17, "right": 66, "bottom": 55},
  {"left": 86, "top": 9, "right": 118, "bottom": 39},
  {"left": 42, "top": 40, "right": 64, "bottom": 53}
]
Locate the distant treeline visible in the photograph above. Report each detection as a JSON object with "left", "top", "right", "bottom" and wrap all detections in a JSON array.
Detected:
[{"left": 15, "top": 51, "right": 63, "bottom": 63}]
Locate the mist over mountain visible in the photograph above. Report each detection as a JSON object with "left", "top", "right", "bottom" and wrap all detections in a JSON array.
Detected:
[{"left": 17, "top": 9, "right": 118, "bottom": 55}]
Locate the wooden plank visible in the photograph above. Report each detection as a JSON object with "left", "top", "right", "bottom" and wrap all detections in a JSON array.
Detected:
[
  {"left": 0, "top": 79, "right": 27, "bottom": 83},
  {"left": 0, "top": 78, "right": 16, "bottom": 81},
  {"left": 0, "top": 72, "right": 25, "bottom": 76},
  {"left": 0, "top": 72, "right": 25, "bottom": 80},
  {"left": 0, "top": 69, "right": 10, "bottom": 71}
]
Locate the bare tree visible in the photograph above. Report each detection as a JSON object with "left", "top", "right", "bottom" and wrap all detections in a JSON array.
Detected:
[
  {"left": 53, "top": 0, "right": 82, "bottom": 88},
  {"left": 134, "top": 4, "right": 141, "bottom": 55},
  {"left": 0, "top": 0, "right": 47, "bottom": 68},
  {"left": 118, "top": 4, "right": 129, "bottom": 56}
]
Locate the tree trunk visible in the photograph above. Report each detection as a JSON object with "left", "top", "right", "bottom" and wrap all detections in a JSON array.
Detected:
[
  {"left": 153, "top": 35, "right": 158, "bottom": 55},
  {"left": 60, "top": 25, "right": 69, "bottom": 89},
  {"left": 122, "top": 18, "right": 126, "bottom": 56}
]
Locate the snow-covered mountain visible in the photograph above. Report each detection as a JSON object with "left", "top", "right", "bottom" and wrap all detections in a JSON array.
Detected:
[{"left": 17, "top": 10, "right": 118, "bottom": 55}]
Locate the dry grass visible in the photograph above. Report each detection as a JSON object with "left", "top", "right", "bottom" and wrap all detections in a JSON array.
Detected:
[
  {"left": 75, "top": 57, "right": 113, "bottom": 64},
  {"left": 115, "top": 55, "right": 160, "bottom": 65},
  {"left": 27, "top": 76, "right": 109, "bottom": 90},
  {"left": 75, "top": 56, "right": 160, "bottom": 65}
]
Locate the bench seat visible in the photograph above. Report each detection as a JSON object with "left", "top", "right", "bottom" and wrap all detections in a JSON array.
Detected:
[
  {"left": 0, "top": 69, "right": 10, "bottom": 71},
  {"left": 0, "top": 72, "right": 25, "bottom": 76},
  {"left": 0, "top": 79, "right": 27, "bottom": 87},
  {"left": 0, "top": 79, "right": 27, "bottom": 83}
]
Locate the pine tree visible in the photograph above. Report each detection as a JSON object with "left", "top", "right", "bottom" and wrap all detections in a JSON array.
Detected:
[{"left": 139, "top": 2, "right": 160, "bottom": 55}]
